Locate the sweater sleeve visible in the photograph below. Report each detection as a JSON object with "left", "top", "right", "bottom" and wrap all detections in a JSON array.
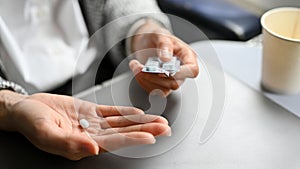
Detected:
[{"left": 103, "top": 0, "right": 172, "bottom": 66}]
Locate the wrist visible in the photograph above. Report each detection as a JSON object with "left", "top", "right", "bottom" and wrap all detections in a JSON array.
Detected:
[
  {"left": 0, "top": 90, "right": 27, "bottom": 131},
  {"left": 136, "top": 19, "right": 164, "bottom": 33}
]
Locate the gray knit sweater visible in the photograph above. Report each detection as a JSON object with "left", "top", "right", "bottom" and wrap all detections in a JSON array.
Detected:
[{"left": 79, "top": 0, "right": 171, "bottom": 68}]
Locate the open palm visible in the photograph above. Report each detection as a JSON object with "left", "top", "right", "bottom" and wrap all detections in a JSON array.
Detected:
[{"left": 9, "top": 93, "right": 170, "bottom": 160}]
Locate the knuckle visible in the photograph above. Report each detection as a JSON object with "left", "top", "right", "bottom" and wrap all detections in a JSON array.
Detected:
[
  {"left": 157, "top": 41, "right": 166, "bottom": 48},
  {"left": 107, "top": 106, "right": 116, "bottom": 114},
  {"left": 131, "top": 107, "right": 143, "bottom": 114},
  {"left": 151, "top": 124, "right": 166, "bottom": 134},
  {"left": 116, "top": 116, "right": 125, "bottom": 125}
]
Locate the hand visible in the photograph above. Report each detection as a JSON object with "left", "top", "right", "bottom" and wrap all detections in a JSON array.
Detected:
[
  {"left": 129, "top": 19, "right": 199, "bottom": 96},
  {"left": 1, "top": 91, "right": 170, "bottom": 160}
]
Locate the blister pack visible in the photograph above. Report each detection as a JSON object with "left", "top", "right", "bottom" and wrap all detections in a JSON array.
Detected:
[{"left": 142, "top": 57, "right": 180, "bottom": 76}]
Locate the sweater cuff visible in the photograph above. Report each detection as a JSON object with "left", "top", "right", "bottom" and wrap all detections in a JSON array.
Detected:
[
  {"left": 125, "top": 18, "right": 148, "bottom": 57},
  {"left": 125, "top": 18, "right": 172, "bottom": 57}
]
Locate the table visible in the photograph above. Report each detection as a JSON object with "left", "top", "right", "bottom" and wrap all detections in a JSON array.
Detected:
[
  {"left": 1, "top": 40, "right": 300, "bottom": 169},
  {"left": 225, "top": 0, "right": 300, "bottom": 16}
]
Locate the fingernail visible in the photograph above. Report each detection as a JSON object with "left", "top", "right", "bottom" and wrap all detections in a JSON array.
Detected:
[
  {"left": 148, "top": 137, "right": 156, "bottom": 144},
  {"left": 159, "top": 49, "right": 172, "bottom": 61},
  {"left": 157, "top": 128, "right": 172, "bottom": 137},
  {"left": 166, "top": 127, "right": 172, "bottom": 136},
  {"left": 166, "top": 131, "right": 172, "bottom": 137},
  {"left": 162, "top": 50, "right": 172, "bottom": 57}
]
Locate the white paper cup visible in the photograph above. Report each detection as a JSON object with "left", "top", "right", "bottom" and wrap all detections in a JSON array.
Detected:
[{"left": 261, "top": 7, "right": 300, "bottom": 94}]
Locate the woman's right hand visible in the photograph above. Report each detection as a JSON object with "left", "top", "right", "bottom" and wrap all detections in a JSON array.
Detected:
[{"left": 0, "top": 90, "right": 171, "bottom": 160}]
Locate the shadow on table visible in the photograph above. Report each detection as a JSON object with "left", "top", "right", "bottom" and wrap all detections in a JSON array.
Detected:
[
  {"left": 0, "top": 131, "right": 149, "bottom": 169},
  {"left": 129, "top": 78, "right": 180, "bottom": 125}
]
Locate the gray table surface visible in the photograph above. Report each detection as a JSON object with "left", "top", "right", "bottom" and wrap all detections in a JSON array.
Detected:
[
  {"left": 205, "top": 40, "right": 300, "bottom": 118},
  {"left": 1, "top": 40, "right": 300, "bottom": 169}
]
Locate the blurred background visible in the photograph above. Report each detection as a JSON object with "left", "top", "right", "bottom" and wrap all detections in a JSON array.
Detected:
[
  {"left": 53, "top": 0, "right": 300, "bottom": 95},
  {"left": 158, "top": 0, "right": 300, "bottom": 43}
]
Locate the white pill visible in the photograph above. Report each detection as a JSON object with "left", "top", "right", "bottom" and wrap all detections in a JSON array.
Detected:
[{"left": 79, "top": 119, "right": 90, "bottom": 129}]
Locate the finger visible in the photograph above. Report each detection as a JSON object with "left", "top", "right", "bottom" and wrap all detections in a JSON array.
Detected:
[
  {"left": 96, "top": 106, "right": 144, "bottom": 117},
  {"left": 94, "top": 123, "right": 171, "bottom": 137},
  {"left": 138, "top": 73, "right": 184, "bottom": 90},
  {"left": 93, "top": 132, "right": 156, "bottom": 152},
  {"left": 154, "top": 37, "right": 199, "bottom": 80},
  {"left": 174, "top": 64, "right": 199, "bottom": 79},
  {"left": 129, "top": 59, "right": 144, "bottom": 76},
  {"left": 64, "top": 133, "right": 100, "bottom": 160},
  {"left": 101, "top": 114, "right": 168, "bottom": 129},
  {"left": 36, "top": 122, "right": 99, "bottom": 160},
  {"left": 172, "top": 40, "right": 199, "bottom": 75},
  {"left": 172, "top": 38, "right": 195, "bottom": 63},
  {"left": 154, "top": 35, "right": 174, "bottom": 62},
  {"left": 136, "top": 76, "right": 171, "bottom": 96}
]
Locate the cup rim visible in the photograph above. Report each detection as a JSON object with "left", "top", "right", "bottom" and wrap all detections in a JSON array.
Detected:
[{"left": 261, "top": 7, "right": 300, "bottom": 43}]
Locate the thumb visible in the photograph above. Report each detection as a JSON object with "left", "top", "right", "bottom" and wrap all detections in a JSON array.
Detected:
[
  {"left": 156, "top": 36, "right": 174, "bottom": 62},
  {"left": 75, "top": 133, "right": 99, "bottom": 156},
  {"left": 129, "top": 59, "right": 144, "bottom": 75}
]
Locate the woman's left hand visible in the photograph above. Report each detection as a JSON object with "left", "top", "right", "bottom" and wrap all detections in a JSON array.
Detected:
[{"left": 129, "top": 19, "right": 199, "bottom": 97}]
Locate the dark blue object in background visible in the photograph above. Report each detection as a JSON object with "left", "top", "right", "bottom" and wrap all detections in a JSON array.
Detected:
[{"left": 158, "top": 0, "right": 262, "bottom": 40}]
